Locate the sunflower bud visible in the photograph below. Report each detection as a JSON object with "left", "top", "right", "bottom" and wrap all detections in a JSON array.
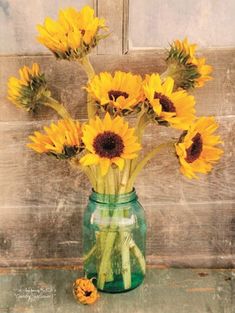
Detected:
[
  {"left": 7, "top": 63, "right": 49, "bottom": 112},
  {"left": 37, "top": 6, "right": 108, "bottom": 61},
  {"left": 165, "top": 38, "right": 213, "bottom": 90}
]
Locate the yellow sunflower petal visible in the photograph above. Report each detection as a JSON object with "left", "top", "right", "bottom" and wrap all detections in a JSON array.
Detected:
[
  {"left": 36, "top": 6, "right": 107, "bottom": 60},
  {"left": 144, "top": 74, "right": 196, "bottom": 130},
  {"left": 81, "top": 114, "right": 141, "bottom": 175},
  {"left": 162, "top": 76, "right": 174, "bottom": 96},
  {"left": 80, "top": 153, "right": 99, "bottom": 166},
  {"left": 112, "top": 157, "right": 125, "bottom": 171},
  {"left": 86, "top": 71, "right": 143, "bottom": 113},
  {"left": 175, "top": 117, "right": 223, "bottom": 179},
  {"left": 28, "top": 119, "right": 83, "bottom": 159},
  {"left": 99, "top": 158, "right": 111, "bottom": 176}
]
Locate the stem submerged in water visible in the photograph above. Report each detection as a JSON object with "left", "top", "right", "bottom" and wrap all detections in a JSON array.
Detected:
[
  {"left": 120, "top": 231, "right": 131, "bottom": 289},
  {"left": 97, "top": 229, "right": 117, "bottom": 290}
]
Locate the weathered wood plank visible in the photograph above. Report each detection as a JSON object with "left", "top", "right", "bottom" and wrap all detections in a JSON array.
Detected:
[
  {"left": 0, "top": 117, "right": 233, "bottom": 211},
  {"left": 0, "top": 50, "right": 234, "bottom": 268},
  {"left": 0, "top": 268, "right": 233, "bottom": 313},
  {"left": 0, "top": 116, "right": 234, "bottom": 267},
  {"left": 0, "top": 49, "right": 234, "bottom": 121},
  {"left": 0, "top": 202, "right": 234, "bottom": 268},
  {"left": 0, "top": 0, "right": 94, "bottom": 55},
  {"left": 96, "top": 0, "right": 125, "bottom": 54},
  {"left": 129, "top": 0, "right": 235, "bottom": 49}
]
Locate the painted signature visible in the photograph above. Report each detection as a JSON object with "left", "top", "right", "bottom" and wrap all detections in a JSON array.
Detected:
[{"left": 14, "top": 286, "right": 56, "bottom": 303}]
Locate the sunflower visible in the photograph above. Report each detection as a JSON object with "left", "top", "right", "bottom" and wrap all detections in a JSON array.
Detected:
[
  {"left": 166, "top": 38, "right": 213, "bottom": 89},
  {"left": 7, "top": 63, "right": 47, "bottom": 111},
  {"left": 173, "top": 38, "right": 197, "bottom": 60},
  {"left": 143, "top": 73, "right": 196, "bottom": 130},
  {"left": 191, "top": 57, "right": 213, "bottom": 88},
  {"left": 37, "top": 6, "right": 107, "bottom": 60},
  {"left": 73, "top": 277, "right": 99, "bottom": 305},
  {"left": 80, "top": 113, "right": 141, "bottom": 176},
  {"left": 175, "top": 117, "right": 223, "bottom": 179},
  {"left": 86, "top": 71, "right": 144, "bottom": 115},
  {"left": 27, "top": 119, "right": 83, "bottom": 159}
]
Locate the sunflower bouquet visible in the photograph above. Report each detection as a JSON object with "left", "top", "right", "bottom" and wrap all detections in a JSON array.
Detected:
[{"left": 7, "top": 6, "right": 223, "bottom": 294}]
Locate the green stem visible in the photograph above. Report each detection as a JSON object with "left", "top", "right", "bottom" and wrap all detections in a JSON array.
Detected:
[
  {"left": 105, "top": 250, "right": 114, "bottom": 282},
  {"left": 130, "top": 111, "right": 151, "bottom": 175},
  {"left": 119, "top": 160, "right": 131, "bottom": 194},
  {"left": 96, "top": 167, "right": 105, "bottom": 194},
  {"left": 108, "top": 167, "right": 116, "bottom": 195},
  {"left": 42, "top": 96, "right": 71, "bottom": 119},
  {"left": 120, "top": 231, "right": 131, "bottom": 290},
  {"left": 80, "top": 55, "right": 95, "bottom": 80},
  {"left": 127, "top": 141, "right": 175, "bottom": 190},
  {"left": 105, "top": 168, "right": 116, "bottom": 282},
  {"left": 82, "top": 166, "right": 97, "bottom": 189},
  {"left": 97, "top": 219, "right": 118, "bottom": 290},
  {"left": 97, "top": 166, "right": 129, "bottom": 289},
  {"left": 99, "top": 230, "right": 114, "bottom": 283},
  {"left": 83, "top": 244, "right": 96, "bottom": 262},
  {"left": 70, "top": 161, "right": 96, "bottom": 189},
  {"left": 96, "top": 159, "right": 148, "bottom": 290},
  {"left": 129, "top": 238, "right": 146, "bottom": 275},
  {"left": 135, "top": 111, "right": 151, "bottom": 142},
  {"left": 118, "top": 162, "right": 132, "bottom": 289},
  {"left": 79, "top": 55, "right": 97, "bottom": 119}
]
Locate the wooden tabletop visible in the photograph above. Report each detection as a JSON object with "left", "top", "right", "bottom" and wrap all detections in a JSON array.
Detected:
[{"left": 0, "top": 268, "right": 234, "bottom": 313}]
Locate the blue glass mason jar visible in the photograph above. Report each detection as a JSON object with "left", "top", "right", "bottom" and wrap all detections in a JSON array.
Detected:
[{"left": 83, "top": 189, "right": 146, "bottom": 293}]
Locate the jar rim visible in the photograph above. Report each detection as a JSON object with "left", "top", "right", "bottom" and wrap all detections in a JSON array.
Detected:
[{"left": 89, "top": 188, "right": 137, "bottom": 204}]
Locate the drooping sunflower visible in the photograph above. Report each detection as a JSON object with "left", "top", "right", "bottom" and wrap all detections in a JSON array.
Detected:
[
  {"left": 7, "top": 63, "right": 47, "bottom": 111},
  {"left": 37, "top": 6, "right": 107, "bottom": 60},
  {"left": 80, "top": 113, "right": 141, "bottom": 176},
  {"left": 86, "top": 71, "right": 144, "bottom": 115},
  {"left": 143, "top": 73, "right": 196, "bottom": 130},
  {"left": 27, "top": 119, "right": 83, "bottom": 159},
  {"left": 175, "top": 117, "right": 223, "bottom": 179},
  {"left": 166, "top": 38, "right": 213, "bottom": 89},
  {"left": 73, "top": 277, "right": 99, "bottom": 305}
]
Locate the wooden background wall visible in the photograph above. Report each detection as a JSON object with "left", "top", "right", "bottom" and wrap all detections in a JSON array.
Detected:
[{"left": 0, "top": 0, "right": 234, "bottom": 268}]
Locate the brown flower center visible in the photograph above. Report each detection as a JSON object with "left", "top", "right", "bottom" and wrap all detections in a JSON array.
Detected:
[
  {"left": 84, "top": 290, "right": 92, "bottom": 297},
  {"left": 63, "top": 145, "right": 78, "bottom": 157},
  {"left": 108, "top": 90, "right": 129, "bottom": 101},
  {"left": 80, "top": 29, "right": 85, "bottom": 36},
  {"left": 93, "top": 131, "right": 124, "bottom": 158},
  {"left": 185, "top": 133, "right": 203, "bottom": 163},
  {"left": 154, "top": 92, "right": 176, "bottom": 112}
]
